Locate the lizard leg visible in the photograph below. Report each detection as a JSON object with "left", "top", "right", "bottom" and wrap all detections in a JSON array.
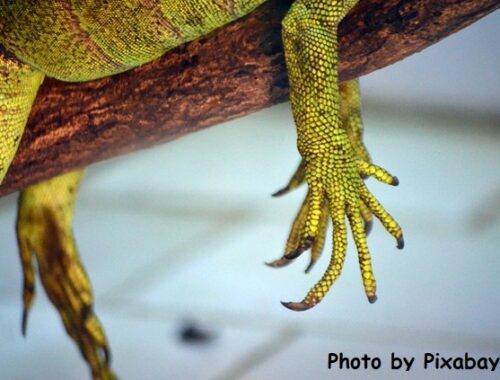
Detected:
[
  {"left": 0, "top": 49, "right": 44, "bottom": 184},
  {"left": 17, "top": 170, "right": 116, "bottom": 380},
  {"left": 268, "top": 79, "right": 374, "bottom": 272},
  {"left": 279, "top": 0, "right": 403, "bottom": 311}
]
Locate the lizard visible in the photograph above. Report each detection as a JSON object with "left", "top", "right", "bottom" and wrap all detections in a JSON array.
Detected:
[{"left": 0, "top": 0, "right": 403, "bottom": 378}]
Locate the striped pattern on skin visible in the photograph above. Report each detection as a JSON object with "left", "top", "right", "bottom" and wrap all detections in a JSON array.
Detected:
[{"left": 0, "top": 0, "right": 265, "bottom": 81}]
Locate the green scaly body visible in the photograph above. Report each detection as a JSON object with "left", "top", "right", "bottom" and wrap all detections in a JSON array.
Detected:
[
  {"left": 1, "top": 1, "right": 403, "bottom": 378},
  {"left": 1, "top": 0, "right": 265, "bottom": 81},
  {"left": 0, "top": 0, "right": 265, "bottom": 184}
]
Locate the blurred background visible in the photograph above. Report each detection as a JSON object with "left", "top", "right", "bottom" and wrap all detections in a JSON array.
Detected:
[{"left": 1, "top": 10, "right": 499, "bottom": 380}]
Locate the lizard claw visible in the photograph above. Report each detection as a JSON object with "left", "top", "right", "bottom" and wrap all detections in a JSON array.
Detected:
[
  {"left": 364, "top": 218, "right": 373, "bottom": 235},
  {"left": 397, "top": 235, "right": 405, "bottom": 249},
  {"left": 280, "top": 300, "right": 315, "bottom": 312},
  {"left": 271, "top": 158, "right": 402, "bottom": 310},
  {"left": 272, "top": 186, "right": 292, "bottom": 197},
  {"left": 265, "top": 257, "right": 293, "bottom": 268},
  {"left": 284, "top": 237, "right": 314, "bottom": 260},
  {"left": 272, "top": 160, "right": 306, "bottom": 197}
]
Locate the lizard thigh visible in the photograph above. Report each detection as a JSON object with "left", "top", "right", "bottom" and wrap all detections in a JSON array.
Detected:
[{"left": 0, "top": 50, "right": 44, "bottom": 183}]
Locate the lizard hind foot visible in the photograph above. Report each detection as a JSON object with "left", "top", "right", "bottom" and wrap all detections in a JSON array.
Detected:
[{"left": 16, "top": 171, "right": 117, "bottom": 380}]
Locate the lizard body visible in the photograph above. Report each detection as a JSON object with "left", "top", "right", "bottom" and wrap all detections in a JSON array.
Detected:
[
  {"left": 0, "top": 0, "right": 264, "bottom": 81},
  {"left": 1, "top": 1, "right": 403, "bottom": 378}
]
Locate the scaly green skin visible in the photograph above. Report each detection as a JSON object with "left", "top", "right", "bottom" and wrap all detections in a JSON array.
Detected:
[
  {"left": 0, "top": 51, "right": 43, "bottom": 183},
  {"left": 0, "top": 0, "right": 265, "bottom": 81},
  {"left": 0, "top": 0, "right": 265, "bottom": 184},
  {"left": 0, "top": 0, "right": 404, "bottom": 377},
  {"left": 278, "top": 0, "right": 403, "bottom": 310},
  {"left": 268, "top": 79, "right": 375, "bottom": 274}
]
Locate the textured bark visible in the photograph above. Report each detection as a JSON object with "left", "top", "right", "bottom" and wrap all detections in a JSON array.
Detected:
[{"left": 0, "top": 0, "right": 498, "bottom": 196}]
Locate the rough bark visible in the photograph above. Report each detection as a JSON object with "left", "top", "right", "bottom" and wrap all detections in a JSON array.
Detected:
[{"left": 1, "top": 0, "right": 498, "bottom": 196}]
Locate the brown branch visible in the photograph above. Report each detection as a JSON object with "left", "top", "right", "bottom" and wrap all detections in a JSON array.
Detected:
[{"left": 1, "top": 0, "right": 498, "bottom": 197}]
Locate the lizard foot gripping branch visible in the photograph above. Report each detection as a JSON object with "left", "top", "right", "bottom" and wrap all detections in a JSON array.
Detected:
[{"left": 266, "top": 1, "right": 404, "bottom": 311}]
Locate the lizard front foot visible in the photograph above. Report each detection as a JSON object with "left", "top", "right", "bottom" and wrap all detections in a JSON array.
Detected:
[
  {"left": 272, "top": 154, "right": 403, "bottom": 311},
  {"left": 16, "top": 171, "right": 116, "bottom": 380},
  {"left": 276, "top": 0, "right": 404, "bottom": 311}
]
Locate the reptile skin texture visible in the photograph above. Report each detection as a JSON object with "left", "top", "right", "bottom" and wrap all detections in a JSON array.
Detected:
[{"left": 0, "top": 1, "right": 402, "bottom": 378}]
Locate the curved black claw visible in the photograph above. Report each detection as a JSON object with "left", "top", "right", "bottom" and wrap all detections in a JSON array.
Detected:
[
  {"left": 397, "top": 235, "right": 405, "bottom": 249},
  {"left": 21, "top": 308, "right": 29, "bottom": 336},
  {"left": 284, "top": 237, "right": 314, "bottom": 260},
  {"left": 265, "top": 257, "right": 293, "bottom": 268},
  {"left": 368, "top": 294, "right": 378, "bottom": 304},
  {"left": 271, "top": 186, "right": 292, "bottom": 197},
  {"left": 364, "top": 219, "right": 373, "bottom": 235},
  {"left": 281, "top": 301, "right": 314, "bottom": 312},
  {"left": 392, "top": 176, "right": 399, "bottom": 186},
  {"left": 304, "top": 259, "right": 316, "bottom": 274},
  {"left": 101, "top": 345, "right": 111, "bottom": 366}
]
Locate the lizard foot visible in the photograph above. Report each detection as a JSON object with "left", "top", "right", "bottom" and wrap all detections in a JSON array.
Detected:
[
  {"left": 16, "top": 171, "right": 116, "bottom": 380},
  {"left": 268, "top": 158, "right": 375, "bottom": 274},
  {"left": 271, "top": 158, "right": 403, "bottom": 311}
]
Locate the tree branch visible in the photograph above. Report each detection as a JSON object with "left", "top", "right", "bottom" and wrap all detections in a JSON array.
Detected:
[{"left": 1, "top": 0, "right": 498, "bottom": 196}]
